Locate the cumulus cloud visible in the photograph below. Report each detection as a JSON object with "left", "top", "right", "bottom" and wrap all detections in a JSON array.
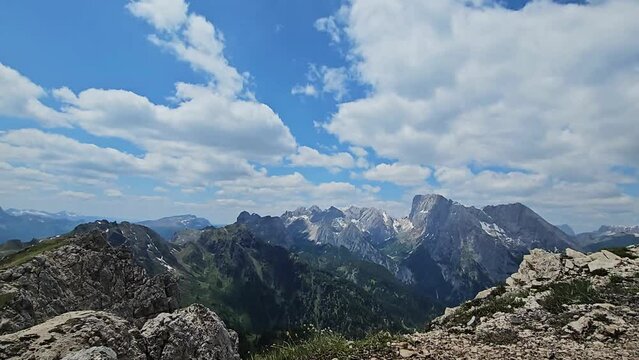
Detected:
[
  {"left": 289, "top": 146, "right": 355, "bottom": 171},
  {"left": 209, "top": 170, "right": 409, "bottom": 221},
  {"left": 105, "top": 189, "right": 124, "bottom": 198},
  {"left": 149, "top": 16, "right": 245, "bottom": 96},
  {"left": 314, "top": 15, "right": 341, "bottom": 43},
  {"left": 55, "top": 83, "right": 296, "bottom": 163},
  {"left": 0, "top": 63, "right": 67, "bottom": 127},
  {"left": 291, "top": 84, "right": 318, "bottom": 97},
  {"left": 363, "top": 163, "right": 431, "bottom": 186},
  {"left": 326, "top": 0, "right": 639, "bottom": 171},
  {"left": 126, "top": 0, "right": 188, "bottom": 31},
  {"left": 320, "top": 0, "right": 639, "bottom": 228},
  {"left": 0, "top": 0, "right": 298, "bottom": 192},
  {"left": 293, "top": 64, "right": 350, "bottom": 100},
  {"left": 60, "top": 190, "right": 96, "bottom": 200},
  {"left": 348, "top": 146, "right": 368, "bottom": 158},
  {"left": 129, "top": 0, "right": 244, "bottom": 96}
]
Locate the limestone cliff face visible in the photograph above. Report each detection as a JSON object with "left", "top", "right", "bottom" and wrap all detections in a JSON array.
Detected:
[
  {"left": 0, "top": 230, "right": 240, "bottom": 360},
  {"left": 400, "top": 195, "right": 574, "bottom": 303},
  {"left": 239, "top": 207, "right": 410, "bottom": 280},
  {"left": 382, "top": 246, "right": 639, "bottom": 359},
  {"left": 0, "top": 305, "right": 240, "bottom": 360},
  {"left": 0, "top": 231, "right": 179, "bottom": 334}
]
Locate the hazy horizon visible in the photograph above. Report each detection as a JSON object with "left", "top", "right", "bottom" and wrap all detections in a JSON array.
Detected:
[{"left": 1, "top": 0, "right": 638, "bottom": 233}]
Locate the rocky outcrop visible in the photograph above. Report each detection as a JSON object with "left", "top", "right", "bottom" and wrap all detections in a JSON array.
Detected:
[
  {"left": 62, "top": 347, "right": 118, "bottom": 360},
  {"left": 399, "top": 195, "right": 575, "bottom": 304},
  {"left": 239, "top": 207, "right": 410, "bottom": 280},
  {"left": 0, "top": 231, "right": 179, "bottom": 334},
  {"left": 141, "top": 304, "right": 240, "bottom": 360},
  {"left": 71, "top": 221, "right": 183, "bottom": 276},
  {"left": 0, "top": 310, "right": 148, "bottom": 360},
  {"left": 386, "top": 246, "right": 639, "bottom": 359},
  {"left": 0, "top": 305, "right": 240, "bottom": 360}
]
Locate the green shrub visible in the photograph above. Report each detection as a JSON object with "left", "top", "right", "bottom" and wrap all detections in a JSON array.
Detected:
[
  {"left": 591, "top": 268, "right": 608, "bottom": 276},
  {"left": 250, "top": 330, "right": 398, "bottom": 360},
  {"left": 477, "top": 328, "right": 520, "bottom": 345},
  {"left": 0, "top": 238, "right": 68, "bottom": 270},
  {"left": 444, "top": 290, "right": 528, "bottom": 327},
  {"left": 539, "top": 279, "right": 600, "bottom": 314},
  {"left": 603, "top": 247, "right": 637, "bottom": 259}
]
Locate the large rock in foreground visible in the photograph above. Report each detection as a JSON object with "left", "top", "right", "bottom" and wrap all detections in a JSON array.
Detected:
[
  {"left": 387, "top": 246, "right": 639, "bottom": 359},
  {"left": 0, "top": 305, "right": 240, "bottom": 360},
  {"left": 142, "top": 304, "right": 240, "bottom": 360},
  {"left": 0, "top": 231, "right": 179, "bottom": 334},
  {"left": 0, "top": 311, "right": 147, "bottom": 360}
]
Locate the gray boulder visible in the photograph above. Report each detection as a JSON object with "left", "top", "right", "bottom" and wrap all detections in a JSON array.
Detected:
[
  {"left": 142, "top": 304, "right": 240, "bottom": 360},
  {"left": 0, "top": 305, "right": 240, "bottom": 360},
  {"left": 0, "top": 310, "right": 147, "bottom": 360},
  {"left": 0, "top": 231, "right": 179, "bottom": 334},
  {"left": 62, "top": 347, "right": 118, "bottom": 360}
]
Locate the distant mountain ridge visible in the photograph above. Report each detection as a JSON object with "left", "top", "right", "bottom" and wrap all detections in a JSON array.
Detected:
[
  {"left": 232, "top": 194, "right": 577, "bottom": 304},
  {"left": 64, "top": 220, "right": 438, "bottom": 352},
  {"left": 575, "top": 225, "right": 639, "bottom": 252},
  {"left": 138, "top": 214, "right": 212, "bottom": 240},
  {"left": 4, "top": 208, "right": 93, "bottom": 221},
  {"left": 3, "top": 195, "right": 637, "bottom": 355},
  {"left": 0, "top": 206, "right": 95, "bottom": 243}
]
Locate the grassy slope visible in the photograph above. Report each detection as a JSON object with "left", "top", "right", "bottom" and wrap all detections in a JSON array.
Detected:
[
  {"left": 175, "top": 225, "right": 439, "bottom": 354},
  {"left": 0, "top": 237, "right": 68, "bottom": 270}
]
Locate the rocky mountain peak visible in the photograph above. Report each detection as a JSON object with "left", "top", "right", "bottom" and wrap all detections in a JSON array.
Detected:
[
  {"left": 558, "top": 224, "right": 576, "bottom": 236},
  {"left": 237, "top": 211, "right": 258, "bottom": 223},
  {"left": 409, "top": 194, "right": 451, "bottom": 227},
  {"left": 308, "top": 205, "right": 322, "bottom": 213},
  {"left": 598, "top": 225, "right": 639, "bottom": 234}
]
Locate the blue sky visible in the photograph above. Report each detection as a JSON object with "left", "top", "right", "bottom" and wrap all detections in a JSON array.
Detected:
[{"left": 0, "top": 0, "right": 637, "bottom": 232}]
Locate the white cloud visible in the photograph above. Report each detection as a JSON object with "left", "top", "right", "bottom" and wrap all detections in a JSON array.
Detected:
[
  {"left": 126, "top": 0, "right": 188, "bottom": 31},
  {"left": 348, "top": 146, "right": 368, "bottom": 158},
  {"left": 363, "top": 163, "right": 431, "bottom": 186},
  {"left": 208, "top": 171, "right": 409, "bottom": 222},
  {"left": 326, "top": 0, "right": 639, "bottom": 172},
  {"left": 314, "top": 15, "right": 341, "bottom": 43},
  {"left": 129, "top": 0, "right": 244, "bottom": 96},
  {"left": 0, "top": 63, "right": 67, "bottom": 127},
  {"left": 105, "top": 189, "right": 124, "bottom": 197},
  {"left": 289, "top": 146, "right": 355, "bottom": 171},
  {"left": 319, "top": 0, "right": 639, "bottom": 228},
  {"left": 60, "top": 190, "right": 96, "bottom": 200},
  {"left": 0, "top": 1, "right": 311, "bottom": 223},
  {"left": 320, "top": 66, "right": 348, "bottom": 101},
  {"left": 293, "top": 65, "right": 349, "bottom": 100},
  {"left": 291, "top": 84, "right": 318, "bottom": 97},
  {"left": 0, "top": 129, "right": 142, "bottom": 183},
  {"left": 55, "top": 83, "right": 295, "bottom": 164},
  {"left": 362, "top": 184, "right": 381, "bottom": 193}
]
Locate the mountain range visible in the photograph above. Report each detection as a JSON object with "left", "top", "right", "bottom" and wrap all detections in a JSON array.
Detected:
[
  {"left": 0, "top": 207, "right": 212, "bottom": 244},
  {"left": 234, "top": 194, "right": 580, "bottom": 303},
  {"left": 0, "top": 206, "right": 92, "bottom": 242},
  {"left": 1, "top": 193, "right": 638, "bottom": 354},
  {"left": 138, "top": 214, "right": 212, "bottom": 240}
]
